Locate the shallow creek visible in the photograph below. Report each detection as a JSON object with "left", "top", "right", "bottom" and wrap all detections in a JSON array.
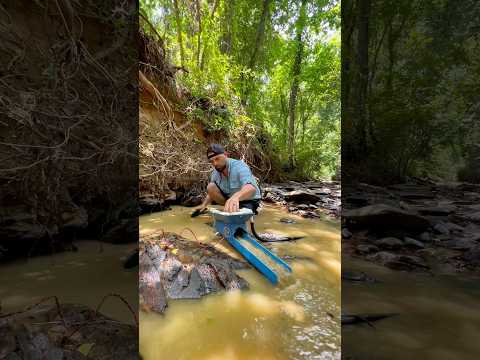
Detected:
[
  {"left": 0, "top": 241, "right": 138, "bottom": 324},
  {"left": 139, "top": 204, "right": 341, "bottom": 360},
  {"left": 342, "top": 257, "right": 480, "bottom": 359}
]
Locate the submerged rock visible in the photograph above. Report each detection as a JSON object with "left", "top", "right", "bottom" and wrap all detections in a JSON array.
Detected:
[
  {"left": 417, "top": 205, "right": 456, "bottom": 216},
  {"left": 342, "top": 270, "right": 378, "bottom": 283},
  {"left": 367, "top": 251, "right": 398, "bottom": 264},
  {"left": 404, "top": 237, "right": 425, "bottom": 249},
  {"left": 102, "top": 218, "right": 138, "bottom": 244},
  {"left": 463, "top": 245, "right": 480, "bottom": 267},
  {"left": 342, "top": 228, "right": 352, "bottom": 239},
  {"left": 465, "top": 212, "right": 480, "bottom": 223},
  {"left": 367, "top": 251, "right": 429, "bottom": 271},
  {"left": 440, "top": 238, "right": 476, "bottom": 251},
  {"left": 433, "top": 222, "right": 450, "bottom": 235},
  {"left": 139, "top": 197, "right": 169, "bottom": 214},
  {"left": 375, "top": 237, "right": 404, "bottom": 250},
  {"left": 419, "top": 232, "right": 432, "bottom": 242},
  {"left": 355, "top": 244, "right": 379, "bottom": 255},
  {"left": 279, "top": 217, "right": 296, "bottom": 224}
]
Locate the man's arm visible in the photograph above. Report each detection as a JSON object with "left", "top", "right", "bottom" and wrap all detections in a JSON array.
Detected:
[
  {"left": 232, "top": 184, "right": 256, "bottom": 201},
  {"left": 224, "top": 184, "right": 256, "bottom": 212},
  {"left": 196, "top": 172, "right": 217, "bottom": 210},
  {"left": 197, "top": 193, "right": 212, "bottom": 210}
]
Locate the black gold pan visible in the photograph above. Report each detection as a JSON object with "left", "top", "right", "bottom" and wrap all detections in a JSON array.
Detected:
[{"left": 190, "top": 208, "right": 208, "bottom": 218}]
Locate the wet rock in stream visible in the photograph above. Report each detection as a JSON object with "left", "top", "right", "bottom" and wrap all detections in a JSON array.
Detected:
[
  {"left": 139, "top": 232, "right": 250, "bottom": 314},
  {"left": 342, "top": 270, "right": 378, "bottom": 283},
  {"left": 262, "top": 181, "right": 340, "bottom": 219},
  {"left": 343, "top": 180, "right": 480, "bottom": 273},
  {"left": 463, "top": 245, "right": 480, "bottom": 266},
  {"left": 344, "top": 204, "right": 430, "bottom": 232},
  {"left": 341, "top": 313, "right": 398, "bottom": 326},
  {"left": 283, "top": 190, "right": 321, "bottom": 203},
  {"left": 139, "top": 196, "right": 170, "bottom": 215}
]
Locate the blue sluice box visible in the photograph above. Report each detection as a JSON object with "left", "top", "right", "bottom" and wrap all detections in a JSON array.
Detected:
[{"left": 209, "top": 208, "right": 292, "bottom": 285}]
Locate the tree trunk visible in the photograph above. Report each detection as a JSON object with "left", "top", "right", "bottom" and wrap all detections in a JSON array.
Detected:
[
  {"left": 173, "top": 0, "right": 185, "bottom": 67},
  {"left": 200, "top": 0, "right": 220, "bottom": 70},
  {"left": 355, "top": 0, "right": 370, "bottom": 154},
  {"left": 196, "top": 0, "right": 202, "bottom": 68},
  {"left": 302, "top": 113, "right": 307, "bottom": 145},
  {"left": 280, "top": 93, "right": 288, "bottom": 145},
  {"left": 341, "top": 0, "right": 356, "bottom": 159},
  {"left": 249, "top": 0, "right": 271, "bottom": 69},
  {"left": 287, "top": 0, "right": 307, "bottom": 169},
  {"left": 221, "top": 0, "right": 235, "bottom": 54},
  {"left": 211, "top": 0, "right": 219, "bottom": 17},
  {"left": 240, "top": 0, "right": 272, "bottom": 107}
]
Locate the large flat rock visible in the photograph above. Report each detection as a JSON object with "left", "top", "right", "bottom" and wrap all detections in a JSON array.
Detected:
[
  {"left": 343, "top": 204, "right": 431, "bottom": 232},
  {"left": 139, "top": 233, "right": 250, "bottom": 314},
  {"left": 284, "top": 190, "right": 321, "bottom": 204}
]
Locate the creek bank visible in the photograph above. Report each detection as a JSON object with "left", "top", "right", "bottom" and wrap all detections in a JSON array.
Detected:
[
  {"left": 0, "top": 303, "right": 137, "bottom": 359},
  {"left": 139, "top": 180, "right": 341, "bottom": 221},
  {"left": 0, "top": 1, "right": 138, "bottom": 262},
  {"left": 139, "top": 232, "right": 250, "bottom": 315},
  {"left": 342, "top": 180, "right": 480, "bottom": 274},
  {"left": 0, "top": 202, "right": 139, "bottom": 262}
]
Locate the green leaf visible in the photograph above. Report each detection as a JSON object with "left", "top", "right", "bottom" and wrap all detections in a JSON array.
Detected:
[{"left": 77, "top": 343, "right": 95, "bottom": 356}]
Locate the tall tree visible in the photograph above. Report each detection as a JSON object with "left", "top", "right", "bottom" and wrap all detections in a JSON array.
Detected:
[
  {"left": 355, "top": 0, "right": 370, "bottom": 153},
  {"left": 195, "top": 0, "right": 202, "bottom": 67},
  {"left": 239, "top": 0, "right": 272, "bottom": 107},
  {"left": 173, "top": 0, "right": 185, "bottom": 67},
  {"left": 221, "top": 0, "right": 235, "bottom": 54},
  {"left": 249, "top": 0, "right": 272, "bottom": 69},
  {"left": 287, "top": 0, "right": 307, "bottom": 169},
  {"left": 200, "top": 0, "right": 220, "bottom": 69}
]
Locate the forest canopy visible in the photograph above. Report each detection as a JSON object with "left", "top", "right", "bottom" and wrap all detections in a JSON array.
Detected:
[
  {"left": 343, "top": 0, "right": 480, "bottom": 183},
  {"left": 140, "top": 0, "right": 340, "bottom": 180}
]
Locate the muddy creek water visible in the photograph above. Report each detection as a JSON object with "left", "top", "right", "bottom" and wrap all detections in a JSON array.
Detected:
[
  {"left": 0, "top": 241, "right": 138, "bottom": 323},
  {"left": 139, "top": 204, "right": 341, "bottom": 360},
  {"left": 343, "top": 258, "right": 480, "bottom": 359}
]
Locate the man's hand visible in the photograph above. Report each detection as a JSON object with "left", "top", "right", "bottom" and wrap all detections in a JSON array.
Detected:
[{"left": 224, "top": 196, "right": 240, "bottom": 213}]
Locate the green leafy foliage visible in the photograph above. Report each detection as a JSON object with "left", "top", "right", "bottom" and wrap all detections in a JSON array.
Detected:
[{"left": 140, "top": 0, "right": 340, "bottom": 180}]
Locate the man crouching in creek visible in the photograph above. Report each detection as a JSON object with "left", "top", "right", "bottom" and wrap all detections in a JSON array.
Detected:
[{"left": 193, "top": 144, "right": 262, "bottom": 215}]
